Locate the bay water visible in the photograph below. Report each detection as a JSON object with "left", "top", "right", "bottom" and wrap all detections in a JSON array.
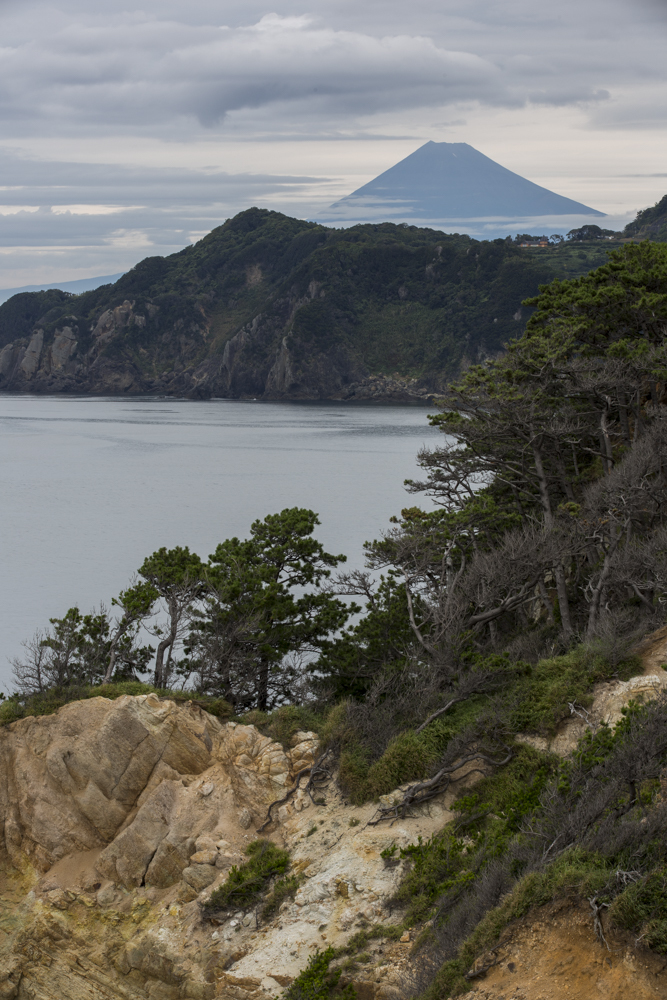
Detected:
[{"left": 0, "top": 396, "right": 439, "bottom": 689}]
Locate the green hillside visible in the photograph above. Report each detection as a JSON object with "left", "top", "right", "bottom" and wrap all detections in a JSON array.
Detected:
[
  {"left": 624, "top": 193, "right": 667, "bottom": 242},
  {"left": 0, "top": 209, "right": 620, "bottom": 399}
]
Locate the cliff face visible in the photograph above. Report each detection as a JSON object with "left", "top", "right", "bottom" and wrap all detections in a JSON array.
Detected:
[
  {"left": 0, "top": 209, "right": 585, "bottom": 401},
  {"left": 3, "top": 685, "right": 667, "bottom": 999},
  {"left": 0, "top": 693, "right": 448, "bottom": 1000}
]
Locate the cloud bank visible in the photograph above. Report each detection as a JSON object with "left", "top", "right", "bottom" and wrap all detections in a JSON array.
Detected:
[{"left": 0, "top": 0, "right": 665, "bottom": 283}]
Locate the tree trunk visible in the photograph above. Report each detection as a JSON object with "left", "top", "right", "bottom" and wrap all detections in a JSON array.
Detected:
[
  {"left": 153, "top": 637, "right": 172, "bottom": 688},
  {"left": 538, "top": 579, "right": 555, "bottom": 624},
  {"left": 600, "top": 405, "right": 614, "bottom": 475},
  {"left": 586, "top": 532, "right": 620, "bottom": 638},
  {"left": 618, "top": 389, "right": 631, "bottom": 446},
  {"left": 554, "top": 564, "right": 573, "bottom": 637},
  {"left": 531, "top": 441, "right": 553, "bottom": 524},
  {"left": 257, "top": 656, "right": 270, "bottom": 711},
  {"left": 103, "top": 644, "right": 118, "bottom": 685},
  {"left": 533, "top": 440, "right": 573, "bottom": 635},
  {"left": 153, "top": 597, "right": 179, "bottom": 688}
]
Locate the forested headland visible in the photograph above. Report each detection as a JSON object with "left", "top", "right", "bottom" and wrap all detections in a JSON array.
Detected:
[
  {"left": 0, "top": 208, "right": 628, "bottom": 401},
  {"left": 6, "top": 240, "right": 667, "bottom": 996}
]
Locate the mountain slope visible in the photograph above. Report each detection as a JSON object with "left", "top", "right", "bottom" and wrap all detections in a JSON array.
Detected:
[
  {"left": 0, "top": 208, "right": 611, "bottom": 400},
  {"left": 624, "top": 193, "right": 667, "bottom": 242}
]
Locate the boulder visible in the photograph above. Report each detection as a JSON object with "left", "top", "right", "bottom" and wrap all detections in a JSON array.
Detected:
[
  {"left": 189, "top": 849, "right": 217, "bottom": 865},
  {"left": 145, "top": 839, "right": 189, "bottom": 889},
  {"left": 182, "top": 864, "right": 217, "bottom": 892}
]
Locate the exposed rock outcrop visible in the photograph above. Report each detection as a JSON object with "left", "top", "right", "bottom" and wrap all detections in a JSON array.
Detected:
[
  {"left": 0, "top": 695, "right": 447, "bottom": 999},
  {"left": 3, "top": 654, "right": 667, "bottom": 1000}
]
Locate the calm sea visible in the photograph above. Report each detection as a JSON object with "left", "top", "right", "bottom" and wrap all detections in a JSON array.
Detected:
[{"left": 0, "top": 396, "right": 439, "bottom": 688}]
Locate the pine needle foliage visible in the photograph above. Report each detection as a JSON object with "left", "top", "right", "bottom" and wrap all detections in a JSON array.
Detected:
[{"left": 202, "top": 840, "right": 290, "bottom": 916}]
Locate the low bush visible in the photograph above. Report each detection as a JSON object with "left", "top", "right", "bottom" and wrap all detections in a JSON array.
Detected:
[
  {"left": 326, "top": 645, "right": 641, "bottom": 806},
  {"left": 261, "top": 873, "right": 302, "bottom": 920},
  {"left": 241, "top": 704, "right": 323, "bottom": 751},
  {"left": 610, "top": 867, "right": 667, "bottom": 952},
  {"left": 282, "top": 947, "right": 355, "bottom": 1000},
  {"left": 407, "top": 694, "right": 667, "bottom": 997},
  {"left": 510, "top": 645, "right": 641, "bottom": 735},
  {"left": 202, "top": 840, "right": 290, "bottom": 916},
  {"left": 334, "top": 699, "right": 484, "bottom": 805}
]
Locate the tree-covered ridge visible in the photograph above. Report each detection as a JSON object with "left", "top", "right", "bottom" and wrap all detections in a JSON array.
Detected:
[
  {"left": 0, "top": 208, "right": 618, "bottom": 399},
  {"left": 624, "top": 192, "right": 667, "bottom": 241}
]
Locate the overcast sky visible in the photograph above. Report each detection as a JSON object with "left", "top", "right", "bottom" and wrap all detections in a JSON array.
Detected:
[{"left": 0, "top": 0, "right": 665, "bottom": 286}]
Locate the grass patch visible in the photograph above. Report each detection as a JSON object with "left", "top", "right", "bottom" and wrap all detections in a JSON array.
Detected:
[
  {"left": 201, "top": 840, "right": 290, "bottom": 917},
  {"left": 610, "top": 867, "right": 667, "bottom": 952}
]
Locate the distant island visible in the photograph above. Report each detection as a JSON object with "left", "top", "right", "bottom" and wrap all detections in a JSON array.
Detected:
[{"left": 0, "top": 205, "right": 661, "bottom": 401}]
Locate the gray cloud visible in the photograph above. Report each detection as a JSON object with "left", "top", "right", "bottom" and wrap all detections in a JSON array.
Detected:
[
  {"left": 0, "top": 3, "right": 663, "bottom": 135},
  {"left": 0, "top": 0, "right": 665, "bottom": 283},
  {"left": 0, "top": 149, "right": 332, "bottom": 249}
]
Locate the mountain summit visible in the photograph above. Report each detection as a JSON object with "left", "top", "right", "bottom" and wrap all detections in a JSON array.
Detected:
[{"left": 323, "top": 141, "right": 604, "bottom": 226}]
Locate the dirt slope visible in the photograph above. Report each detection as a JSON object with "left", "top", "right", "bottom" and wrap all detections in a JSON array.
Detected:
[{"left": 462, "top": 901, "right": 667, "bottom": 1000}]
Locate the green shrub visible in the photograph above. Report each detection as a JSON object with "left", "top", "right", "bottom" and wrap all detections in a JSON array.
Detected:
[
  {"left": 610, "top": 867, "right": 667, "bottom": 952},
  {"left": 241, "top": 704, "right": 323, "bottom": 750},
  {"left": 202, "top": 840, "right": 290, "bottom": 916},
  {"left": 261, "top": 874, "right": 302, "bottom": 920},
  {"left": 0, "top": 699, "right": 23, "bottom": 725},
  {"left": 0, "top": 682, "right": 233, "bottom": 726},
  {"left": 282, "top": 948, "right": 355, "bottom": 1000},
  {"left": 453, "top": 746, "right": 556, "bottom": 846},
  {"left": 394, "top": 832, "right": 475, "bottom": 926},
  {"left": 337, "top": 699, "right": 484, "bottom": 805},
  {"left": 511, "top": 646, "right": 641, "bottom": 735}
]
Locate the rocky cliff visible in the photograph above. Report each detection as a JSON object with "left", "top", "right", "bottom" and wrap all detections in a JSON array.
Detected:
[
  {"left": 0, "top": 693, "right": 449, "bottom": 1000},
  {"left": 0, "top": 209, "right": 607, "bottom": 401},
  {"left": 2, "top": 680, "right": 667, "bottom": 999}
]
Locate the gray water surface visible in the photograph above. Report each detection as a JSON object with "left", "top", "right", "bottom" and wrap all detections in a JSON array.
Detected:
[{"left": 0, "top": 396, "right": 439, "bottom": 688}]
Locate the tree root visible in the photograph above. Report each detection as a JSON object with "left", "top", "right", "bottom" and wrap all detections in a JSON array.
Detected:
[
  {"left": 257, "top": 749, "right": 335, "bottom": 832},
  {"left": 368, "top": 747, "right": 512, "bottom": 825},
  {"left": 465, "top": 949, "right": 499, "bottom": 981},
  {"left": 589, "top": 896, "right": 611, "bottom": 951}
]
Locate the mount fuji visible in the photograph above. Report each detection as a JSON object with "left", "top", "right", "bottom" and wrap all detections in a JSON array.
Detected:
[{"left": 320, "top": 141, "right": 604, "bottom": 234}]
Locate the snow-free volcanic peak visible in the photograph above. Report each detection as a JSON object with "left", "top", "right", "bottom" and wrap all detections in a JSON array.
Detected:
[{"left": 322, "top": 141, "right": 604, "bottom": 228}]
